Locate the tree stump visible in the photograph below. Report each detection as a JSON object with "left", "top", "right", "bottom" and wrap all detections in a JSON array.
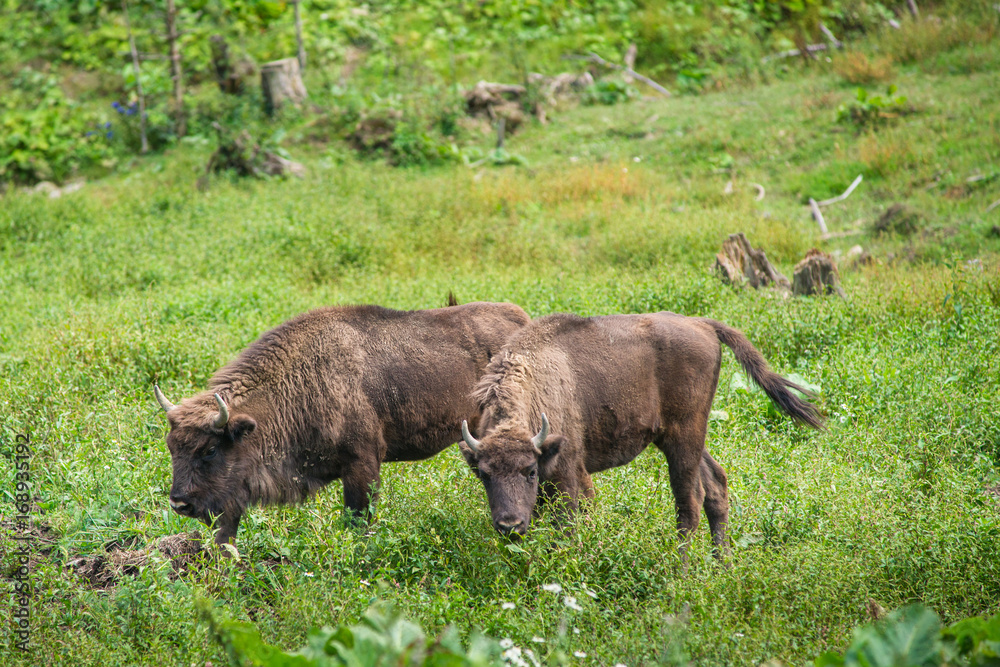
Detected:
[
  {"left": 261, "top": 58, "right": 307, "bottom": 115},
  {"left": 792, "top": 249, "right": 845, "bottom": 297},
  {"left": 714, "top": 232, "right": 791, "bottom": 293}
]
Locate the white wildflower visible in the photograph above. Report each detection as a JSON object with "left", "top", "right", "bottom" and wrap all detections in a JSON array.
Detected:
[
  {"left": 503, "top": 646, "right": 527, "bottom": 667},
  {"left": 531, "top": 636, "right": 546, "bottom": 643},
  {"left": 499, "top": 638, "right": 514, "bottom": 650},
  {"left": 574, "top": 651, "right": 587, "bottom": 658},
  {"left": 524, "top": 648, "right": 540, "bottom": 667},
  {"left": 563, "top": 596, "right": 583, "bottom": 611},
  {"left": 359, "top": 579, "right": 370, "bottom": 587},
  {"left": 501, "top": 601, "right": 516, "bottom": 610},
  {"left": 304, "top": 572, "right": 314, "bottom": 577},
  {"left": 614, "top": 663, "right": 628, "bottom": 667},
  {"left": 583, "top": 587, "right": 598, "bottom": 599},
  {"left": 542, "top": 583, "right": 563, "bottom": 594},
  {"left": 573, "top": 627, "right": 580, "bottom": 634},
  {"left": 735, "top": 632, "right": 744, "bottom": 638},
  {"left": 633, "top": 156, "right": 641, "bottom": 162}
]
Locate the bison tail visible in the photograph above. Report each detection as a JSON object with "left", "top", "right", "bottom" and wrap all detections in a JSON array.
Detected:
[{"left": 704, "top": 319, "right": 824, "bottom": 429}]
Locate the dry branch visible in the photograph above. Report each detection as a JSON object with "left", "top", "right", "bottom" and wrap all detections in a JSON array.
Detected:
[
  {"left": 763, "top": 41, "right": 844, "bottom": 62},
  {"left": 809, "top": 198, "right": 828, "bottom": 234},
  {"left": 565, "top": 52, "right": 671, "bottom": 97},
  {"left": 817, "top": 174, "right": 863, "bottom": 207}
]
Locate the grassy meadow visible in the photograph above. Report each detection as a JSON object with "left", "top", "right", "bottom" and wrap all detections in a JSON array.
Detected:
[{"left": 3, "top": 29, "right": 1000, "bottom": 666}]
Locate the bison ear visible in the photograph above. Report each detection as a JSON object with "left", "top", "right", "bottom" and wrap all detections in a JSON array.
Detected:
[
  {"left": 538, "top": 435, "right": 565, "bottom": 475},
  {"left": 457, "top": 440, "right": 479, "bottom": 468},
  {"left": 227, "top": 415, "right": 257, "bottom": 442}
]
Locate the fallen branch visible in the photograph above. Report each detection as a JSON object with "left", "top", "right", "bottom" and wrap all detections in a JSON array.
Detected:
[
  {"left": 819, "top": 23, "right": 843, "bottom": 48},
  {"left": 763, "top": 42, "right": 837, "bottom": 63},
  {"left": 817, "top": 174, "right": 863, "bottom": 207},
  {"left": 564, "top": 52, "right": 671, "bottom": 98},
  {"left": 809, "top": 198, "right": 828, "bottom": 234}
]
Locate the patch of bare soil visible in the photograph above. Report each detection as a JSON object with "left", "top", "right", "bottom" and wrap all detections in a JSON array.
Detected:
[{"left": 67, "top": 531, "right": 204, "bottom": 590}]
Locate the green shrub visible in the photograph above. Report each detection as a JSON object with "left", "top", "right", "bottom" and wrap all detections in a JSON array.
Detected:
[
  {"left": 837, "top": 85, "right": 910, "bottom": 130},
  {"left": 0, "top": 69, "right": 112, "bottom": 184},
  {"left": 582, "top": 79, "right": 638, "bottom": 106},
  {"left": 198, "top": 597, "right": 503, "bottom": 667},
  {"left": 815, "top": 605, "right": 1000, "bottom": 667}
]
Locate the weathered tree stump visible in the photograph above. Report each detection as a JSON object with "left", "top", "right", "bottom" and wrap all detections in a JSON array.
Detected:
[
  {"left": 792, "top": 249, "right": 845, "bottom": 297},
  {"left": 261, "top": 57, "right": 307, "bottom": 115},
  {"left": 464, "top": 81, "right": 528, "bottom": 130},
  {"left": 714, "top": 232, "right": 791, "bottom": 293}
]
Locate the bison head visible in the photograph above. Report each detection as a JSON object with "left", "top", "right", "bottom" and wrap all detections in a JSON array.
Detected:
[
  {"left": 154, "top": 385, "right": 257, "bottom": 544},
  {"left": 457, "top": 414, "right": 565, "bottom": 536}
]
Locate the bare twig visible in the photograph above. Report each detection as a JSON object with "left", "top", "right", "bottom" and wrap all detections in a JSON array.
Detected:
[
  {"left": 817, "top": 174, "right": 863, "bottom": 207},
  {"left": 496, "top": 117, "right": 506, "bottom": 150},
  {"left": 762, "top": 42, "right": 837, "bottom": 63},
  {"left": 122, "top": 0, "right": 148, "bottom": 153},
  {"left": 564, "top": 52, "right": 671, "bottom": 97},
  {"left": 819, "top": 23, "right": 843, "bottom": 48},
  {"left": 809, "top": 198, "right": 828, "bottom": 234}
]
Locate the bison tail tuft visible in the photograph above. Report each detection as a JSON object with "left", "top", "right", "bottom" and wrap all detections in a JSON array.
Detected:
[{"left": 705, "top": 319, "right": 824, "bottom": 429}]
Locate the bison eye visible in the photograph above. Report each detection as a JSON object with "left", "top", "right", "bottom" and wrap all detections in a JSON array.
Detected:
[
  {"left": 525, "top": 468, "right": 537, "bottom": 481},
  {"left": 202, "top": 446, "right": 219, "bottom": 461}
]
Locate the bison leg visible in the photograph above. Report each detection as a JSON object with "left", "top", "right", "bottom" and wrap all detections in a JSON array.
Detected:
[
  {"left": 342, "top": 456, "right": 381, "bottom": 524},
  {"left": 214, "top": 509, "right": 243, "bottom": 547},
  {"left": 700, "top": 451, "right": 730, "bottom": 562},
  {"left": 656, "top": 425, "right": 707, "bottom": 568}
]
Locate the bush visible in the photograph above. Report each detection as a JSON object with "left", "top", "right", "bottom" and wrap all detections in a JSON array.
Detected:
[
  {"left": 815, "top": 604, "right": 1000, "bottom": 666},
  {"left": 837, "top": 85, "right": 910, "bottom": 130},
  {"left": 198, "top": 597, "right": 503, "bottom": 667},
  {"left": 0, "top": 69, "right": 112, "bottom": 184}
]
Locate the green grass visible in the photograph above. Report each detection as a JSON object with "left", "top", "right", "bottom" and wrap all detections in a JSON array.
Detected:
[{"left": 2, "top": 38, "right": 1000, "bottom": 667}]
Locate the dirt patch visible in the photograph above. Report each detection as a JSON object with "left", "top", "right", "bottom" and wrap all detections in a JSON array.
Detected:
[
  {"left": 67, "top": 531, "right": 204, "bottom": 590},
  {"left": 873, "top": 203, "right": 926, "bottom": 236}
]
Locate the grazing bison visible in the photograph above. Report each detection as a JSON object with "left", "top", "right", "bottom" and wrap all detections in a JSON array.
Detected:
[
  {"left": 458, "top": 312, "right": 822, "bottom": 556},
  {"left": 154, "top": 302, "right": 529, "bottom": 545}
]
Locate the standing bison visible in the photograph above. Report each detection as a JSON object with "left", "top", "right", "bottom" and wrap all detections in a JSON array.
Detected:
[
  {"left": 458, "top": 312, "right": 822, "bottom": 556},
  {"left": 154, "top": 302, "right": 529, "bottom": 545}
]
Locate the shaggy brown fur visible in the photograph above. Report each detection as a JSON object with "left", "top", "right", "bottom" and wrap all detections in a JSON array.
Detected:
[
  {"left": 158, "top": 302, "right": 529, "bottom": 545},
  {"left": 459, "top": 312, "right": 822, "bottom": 558}
]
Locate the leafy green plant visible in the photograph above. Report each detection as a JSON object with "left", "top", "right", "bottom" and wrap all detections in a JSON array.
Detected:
[
  {"left": 582, "top": 79, "right": 638, "bottom": 106},
  {"left": 198, "top": 597, "right": 503, "bottom": 667},
  {"left": 0, "top": 69, "right": 112, "bottom": 183},
  {"left": 837, "top": 85, "right": 910, "bottom": 129},
  {"left": 815, "top": 605, "right": 1000, "bottom": 667}
]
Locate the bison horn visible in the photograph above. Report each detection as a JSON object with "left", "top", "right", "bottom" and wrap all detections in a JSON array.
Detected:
[
  {"left": 212, "top": 393, "right": 229, "bottom": 429},
  {"left": 461, "top": 420, "right": 480, "bottom": 452},
  {"left": 154, "top": 385, "right": 176, "bottom": 413},
  {"left": 530, "top": 413, "right": 549, "bottom": 454}
]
